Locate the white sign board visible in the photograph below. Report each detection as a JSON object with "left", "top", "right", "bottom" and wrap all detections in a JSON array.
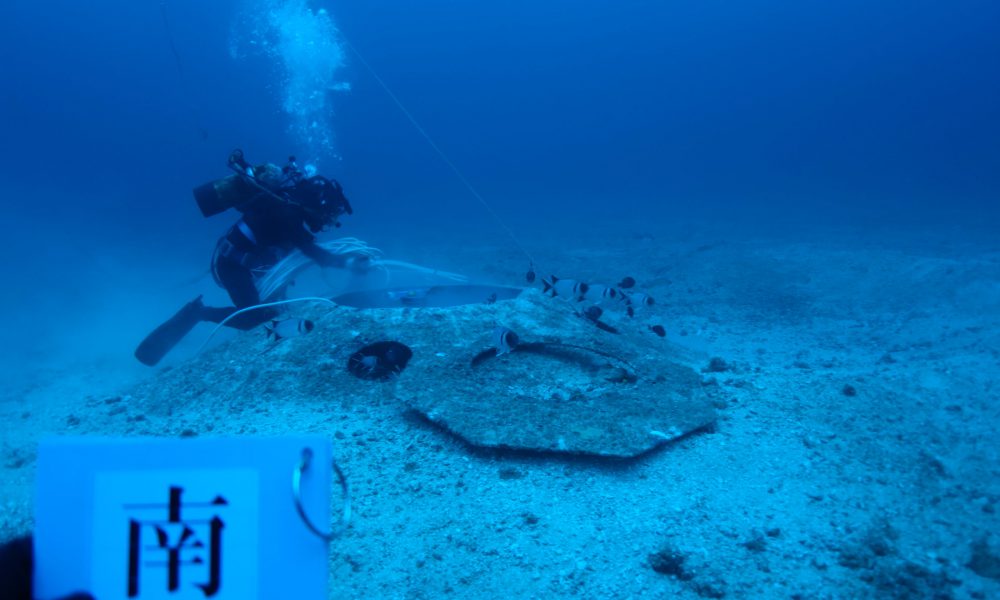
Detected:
[{"left": 34, "top": 437, "right": 333, "bottom": 600}]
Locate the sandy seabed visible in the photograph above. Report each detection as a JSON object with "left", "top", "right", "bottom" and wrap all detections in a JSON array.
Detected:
[{"left": 2, "top": 218, "right": 999, "bottom": 599}]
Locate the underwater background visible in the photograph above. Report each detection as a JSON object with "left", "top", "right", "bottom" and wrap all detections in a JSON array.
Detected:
[
  {"left": 2, "top": 0, "right": 999, "bottom": 598},
  {"left": 1, "top": 0, "right": 999, "bottom": 376}
]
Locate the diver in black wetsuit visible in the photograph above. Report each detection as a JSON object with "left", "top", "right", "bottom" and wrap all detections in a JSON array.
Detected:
[{"left": 135, "top": 151, "right": 360, "bottom": 366}]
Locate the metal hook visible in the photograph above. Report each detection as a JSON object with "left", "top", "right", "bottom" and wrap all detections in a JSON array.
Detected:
[{"left": 292, "top": 448, "right": 351, "bottom": 541}]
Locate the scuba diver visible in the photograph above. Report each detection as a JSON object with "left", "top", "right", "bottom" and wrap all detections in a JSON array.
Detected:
[{"left": 135, "top": 150, "right": 362, "bottom": 366}]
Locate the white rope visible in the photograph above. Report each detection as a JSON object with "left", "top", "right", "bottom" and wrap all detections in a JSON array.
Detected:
[
  {"left": 257, "top": 240, "right": 470, "bottom": 300},
  {"left": 377, "top": 260, "right": 468, "bottom": 283},
  {"left": 195, "top": 297, "right": 336, "bottom": 356},
  {"left": 338, "top": 35, "right": 538, "bottom": 270},
  {"left": 257, "top": 238, "right": 384, "bottom": 301}
]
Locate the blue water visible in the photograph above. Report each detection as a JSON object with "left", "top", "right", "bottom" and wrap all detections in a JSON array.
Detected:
[
  {"left": 1, "top": 0, "right": 997, "bottom": 419},
  {"left": 1, "top": 1, "right": 997, "bottom": 394},
  {"left": 5, "top": 0, "right": 999, "bottom": 225}
]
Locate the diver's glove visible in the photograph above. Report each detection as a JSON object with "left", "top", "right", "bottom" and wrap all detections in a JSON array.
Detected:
[{"left": 0, "top": 535, "right": 94, "bottom": 600}]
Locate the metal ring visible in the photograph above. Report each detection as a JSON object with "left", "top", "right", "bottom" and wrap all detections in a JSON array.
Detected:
[{"left": 292, "top": 447, "right": 351, "bottom": 541}]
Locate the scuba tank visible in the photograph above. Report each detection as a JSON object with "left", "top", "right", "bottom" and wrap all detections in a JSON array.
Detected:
[
  {"left": 192, "top": 149, "right": 292, "bottom": 217},
  {"left": 193, "top": 173, "right": 248, "bottom": 217},
  {"left": 192, "top": 150, "right": 352, "bottom": 228}
]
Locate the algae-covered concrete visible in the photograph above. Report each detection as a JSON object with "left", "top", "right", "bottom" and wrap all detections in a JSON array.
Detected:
[
  {"left": 397, "top": 291, "right": 716, "bottom": 456},
  {"left": 121, "top": 288, "right": 714, "bottom": 458}
]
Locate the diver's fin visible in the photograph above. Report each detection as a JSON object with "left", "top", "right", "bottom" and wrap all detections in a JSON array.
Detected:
[{"left": 134, "top": 295, "right": 205, "bottom": 366}]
